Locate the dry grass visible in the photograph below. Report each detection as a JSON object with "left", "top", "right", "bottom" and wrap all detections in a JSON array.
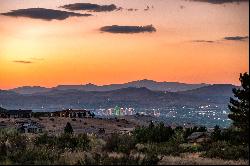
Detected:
[
  {"left": 58, "top": 151, "right": 86, "bottom": 165},
  {"left": 159, "top": 153, "right": 248, "bottom": 165}
]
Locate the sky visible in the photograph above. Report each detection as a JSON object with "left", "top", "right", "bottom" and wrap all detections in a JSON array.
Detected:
[{"left": 0, "top": 0, "right": 249, "bottom": 89}]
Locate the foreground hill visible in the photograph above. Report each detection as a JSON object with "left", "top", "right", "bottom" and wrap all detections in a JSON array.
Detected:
[{"left": 0, "top": 84, "right": 236, "bottom": 110}]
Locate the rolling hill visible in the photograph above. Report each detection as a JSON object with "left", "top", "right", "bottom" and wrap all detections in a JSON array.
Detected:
[
  {"left": 9, "top": 79, "right": 208, "bottom": 94},
  {"left": 1, "top": 84, "right": 237, "bottom": 111}
]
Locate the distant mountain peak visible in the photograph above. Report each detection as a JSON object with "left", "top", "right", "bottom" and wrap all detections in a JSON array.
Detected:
[
  {"left": 132, "top": 79, "right": 156, "bottom": 83},
  {"left": 84, "top": 83, "right": 97, "bottom": 86},
  {"left": 140, "top": 79, "right": 155, "bottom": 82}
]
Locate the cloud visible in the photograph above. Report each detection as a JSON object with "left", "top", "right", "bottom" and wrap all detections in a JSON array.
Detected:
[
  {"left": 180, "top": 5, "right": 186, "bottom": 9},
  {"left": 191, "top": 35, "right": 248, "bottom": 44},
  {"left": 189, "top": 0, "right": 248, "bottom": 4},
  {"left": 127, "top": 8, "right": 139, "bottom": 11},
  {"left": 191, "top": 40, "right": 215, "bottom": 43},
  {"left": 1, "top": 8, "right": 91, "bottom": 21},
  {"left": 100, "top": 25, "right": 156, "bottom": 34},
  {"left": 224, "top": 36, "right": 249, "bottom": 41},
  {"left": 144, "top": 5, "right": 154, "bottom": 11},
  {"left": 61, "top": 3, "right": 118, "bottom": 12},
  {"left": 144, "top": 6, "right": 150, "bottom": 11},
  {"left": 13, "top": 60, "right": 32, "bottom": 64}
]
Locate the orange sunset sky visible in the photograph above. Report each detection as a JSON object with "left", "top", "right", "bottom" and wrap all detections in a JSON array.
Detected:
[{"left": 0, "top": 0, "right": 249, "bottom": 90}]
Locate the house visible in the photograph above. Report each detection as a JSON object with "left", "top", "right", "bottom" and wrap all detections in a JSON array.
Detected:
[
  {"left": 7, "top": 109, "right": 32, "bottom": 118},
  {"left": 187, "top": 132, "right": 211, "bottom": 143},
  {"left": 119, "top": 127, "right": 134, "bottom": 135},
  {"left": 17, "top": 121, "right": 43, "bottom": 133},
  {"left": 51, "top": 109, "right": 95, "bottom": 118},
  {"left": 0, "top": 108, "right": 32, "bottom": 118}
]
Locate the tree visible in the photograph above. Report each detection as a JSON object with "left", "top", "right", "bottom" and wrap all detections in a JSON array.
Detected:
[
  {"left": 64, "top": 122, "right": 73, "bottom": 134},
  {"left": 211, "top": 125, "right": 221, "bottom": 141},
  {"left": 228, "top": 72, "right": 249, "bottom": 140},
  {"left": 197, "top": 126, "right": 207, "bottom": 132}
]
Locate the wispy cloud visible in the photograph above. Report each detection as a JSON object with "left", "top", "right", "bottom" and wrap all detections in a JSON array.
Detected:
[
  {"left": 224, "top": 36, "right": 249, "bottom": 41},
  {"left": 100, "top": 25, "right": 156, "bottom": 34},
  {"left": 126, "top": 8, "right": 139, "bottom": 11},
  {"left": 1, "top": 8, "right": 91, "bottom": 21},
  {"left": 191, "top": 40, "right": 215, "bottom": 43},
  {"left": 191, "top": 35, "right": 248, "bottom": 44},
  {"left": 13, "top": 60, "right": 32, "bottom": 64},
  {"left": 60, "top": 3, "right": 119, "bottom": 12},
  {"left": 189, "top": 0, "right": 248, "bottom": 4}
]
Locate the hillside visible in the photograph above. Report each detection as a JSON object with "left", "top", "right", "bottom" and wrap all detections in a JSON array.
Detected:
[
  {"left": 0, "top": 84, "right": 237, "bottom": 110},
  {"left": 9, "top": 79, "right": 208, "bottom": 94}
]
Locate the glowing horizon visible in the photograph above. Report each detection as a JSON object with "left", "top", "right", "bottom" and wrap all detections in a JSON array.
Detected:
[{"left": 0, "top": 0, "right": 249, "bottom": 90}]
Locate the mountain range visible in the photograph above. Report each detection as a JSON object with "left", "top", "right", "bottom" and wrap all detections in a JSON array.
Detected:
[
  {"left": 0, "top": 82, "right": 237, "bottom": 111},
  {"left": 9, "top": 79, "right": 208, "bottom": 94}
]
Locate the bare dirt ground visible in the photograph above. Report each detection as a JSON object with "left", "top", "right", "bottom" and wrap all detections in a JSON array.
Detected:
[{"left": 0, "top": 117, "right": 138, "bottom": 137}]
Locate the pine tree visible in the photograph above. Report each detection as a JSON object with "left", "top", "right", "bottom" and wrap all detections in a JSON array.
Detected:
[
  {"left": 228, "top": 72, "right": 249, "bottom": 139},
  {"left": 64, "top": 122, "right": 73, "bottom": 134},
  {"left": 211, "top": 125, "right": 221, "bottom": 141}
]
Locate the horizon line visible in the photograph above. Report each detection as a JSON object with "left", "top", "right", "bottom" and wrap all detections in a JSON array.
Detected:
[{"left": 1, "top": 79, "right": 239, "bottom": 90}]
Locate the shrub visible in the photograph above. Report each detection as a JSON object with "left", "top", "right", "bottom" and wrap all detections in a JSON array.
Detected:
[
  {"left": 170, "top": 130, "right": 185, "bottom": 145},
  {"left": 7, "top": 146, "right": 60, "bottom": 165},
  {"left": 77, "top": 153, "right": 139, "bottom": 165},
  {"left": 56, "top": 133, "right": 90, "bottom": 151},
  {"left": 141, "top": 152, "right": 160, "bottom": 165},
  {"left": 0, "top": 128, "right": 28, "bottom": 160},
  {"left": 174, "top": 126, "right": 183, "bottom": 132},
  {"left": 103, "top": 133, "right": 136, "bottom": 154},
  {"left": 202, "top": 141, "right": 249, "bottom": 160},
  {"left": 220, "top": 128, "right": 246, "bottom": 145},
  {"left": 211, "top": 125, "right": 221, "bottom": 141},
  {"left": 64, "top": 122, "right": 73, "bottom": 134},
  {"left": 35, "top": 133, "right": 90, "bottom": 151},
  {"left": 35, "top": 133, "right": 56, "bottom": 146},
  {"left": 180, "top": 143, "right": 203, "bottom": 153},
  {"left": 133, "top": 122, "right": 174, "bottom": 143},
  {"left": 143, "top": 141, "right": 184, "bottom": 156},
  {"left": 32, "top": 112, "right": 44, "bottom": 118},
  {"left": 77, "top": 152, "right": 160, "bottom": 165}
]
